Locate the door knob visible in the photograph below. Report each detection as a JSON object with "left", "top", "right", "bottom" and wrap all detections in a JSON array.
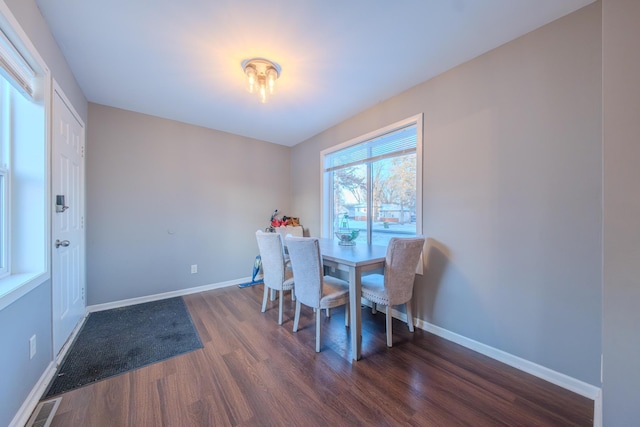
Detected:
[{"left": 55, "top": 239, "right": 70, "bottom": 248}]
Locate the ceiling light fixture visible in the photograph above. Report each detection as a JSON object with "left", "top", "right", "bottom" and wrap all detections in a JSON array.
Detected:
[{"left": 242, "top": 58, "right": 281, "bottom": 104}]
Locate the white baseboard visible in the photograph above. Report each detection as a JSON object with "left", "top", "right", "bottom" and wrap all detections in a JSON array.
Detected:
[
  {"left": 10, "top": 309, "right": 88, "bottom": 427},
  {"left": 369, "top": 302, "right": 601, "bottom": 426},
  {"left": 9, "top": 361, "right": 57, "bottom": 427},
  {"left": 10, "top": 277, "right": 244, "bottom": 427},
  {"left": 55, "top": 313, "right": 88, "bottom": 365},
  {"left": 412, "top": 316, "right": 601, "bottom": 400},
  {"left": 593, "top": 389, "right": 602, "bottom": 427},
  {"left": 73, "top": 281, "right": 605, "bottom": 427},
  {"left": 87, "top": 277, "right": 243, "bottom": 313}
]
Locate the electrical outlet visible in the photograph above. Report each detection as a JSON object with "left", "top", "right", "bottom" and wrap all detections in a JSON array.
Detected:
[
  {"left": 29, "top": 335, "right": 36, "bottom": 359},
  {"left": 191, "top": 264, "right": 198, "bottom": 274}
]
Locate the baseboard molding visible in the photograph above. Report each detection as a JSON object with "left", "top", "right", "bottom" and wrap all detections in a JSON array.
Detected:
[
  {"left": 413, "top": 316, "right": 601, "bottom": 400},
  {"left": 593, "top": 389, "right": 602, "bottom": 427},
  {"left": 11, "top": 278, "right": 245, "bottom": 427},
  {"left": 10, "top": 310, "right": 88, "bottom": 427},
  {"left": 9, "top": 360, "right": 57, "bottom": 427},
  {"left": 367, "top": 302, "right": 601, "bottom": 423},
  {"left": 401, "top": 307, "right": 601, "bottom": 425},
  {"left": 55, "top": 313, "right": 88, "bottom": 365},
  {"left": 89, "top": 281, "right": 602, "bottom": 427},
  {"left": 87, "top": 277, "right": 244, "bottom": 313}
]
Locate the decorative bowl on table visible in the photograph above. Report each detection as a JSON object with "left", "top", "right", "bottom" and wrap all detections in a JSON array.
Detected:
[{"left": 335, "top": 229, "right": 359, "bottom": 246}]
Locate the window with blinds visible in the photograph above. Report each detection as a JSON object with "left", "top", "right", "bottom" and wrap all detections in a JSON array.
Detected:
[
  {"left": 0, "top": 3, "right": 49, "bottom": 303},
  {"left": 324, "top": 125, "right": 417, "bottom": 173},
  {"left": 321, "top": 114, "right": 423, "bottom": 246}
]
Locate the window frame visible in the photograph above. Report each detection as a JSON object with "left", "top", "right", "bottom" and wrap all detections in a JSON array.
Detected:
[
  {"left": 0, "top": 166, "right": 7, "bottom": 277},
  {"left": 0, "top": 2, "right": 51, "bottom": 310},
  {"left": 320, "top": 113, "right": 423, "bottom": 245},
  {"left": 0, "top": 78, "right": 9, "bottom": 279}
]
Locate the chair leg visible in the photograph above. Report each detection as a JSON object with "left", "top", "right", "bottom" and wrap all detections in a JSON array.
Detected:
[
  {"left": 293, "top": 301, "right": 301, "bottom": 332},
  {"left": 316, "top": 308, "right": 322, "bottom": 352},
  {"left": 278, "top": 290, "right": 284, "bottom": 325},
  {"left": 344, "top": 302, "right": 350, "bottom": 327},
  {"left": 406, "top": 300, "right": 415, "bottom": 332},
  {"left": 386, "top": 305, "right": 393, "bottom": 347},
  {"left": 261, "top": 285, "right": 269, "bottom": 313}
]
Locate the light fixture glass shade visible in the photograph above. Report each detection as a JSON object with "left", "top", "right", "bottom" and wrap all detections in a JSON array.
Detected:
[
  {"left": 258, "top": 75, "right": 268, "bottom": 103},
  {"left": 266, "top": 66, "right": 277, "bottom": 94},
  {"left": 245, "top": 64, "right": 257, "bottom": 93},
  {"left": 242, "top": 58, "right": 281, "bottom": 103}
]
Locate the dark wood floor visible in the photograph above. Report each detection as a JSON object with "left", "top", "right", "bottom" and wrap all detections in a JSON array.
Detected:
[{"left": 46, "top": 285, "right": 593, "bottom": 426}]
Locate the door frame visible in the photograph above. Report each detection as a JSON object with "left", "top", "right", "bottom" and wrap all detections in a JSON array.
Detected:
[{"left": 51, "top": 78, "right": 86, "bottom": 358}]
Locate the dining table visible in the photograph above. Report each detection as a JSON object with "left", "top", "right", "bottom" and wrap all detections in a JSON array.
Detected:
[{"left": 317, "top": 238, "right": 388, "bottom": 361}]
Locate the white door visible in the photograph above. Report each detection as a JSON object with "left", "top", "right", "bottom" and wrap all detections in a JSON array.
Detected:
[{"left": 52, "top": 81, "right": 86, "bottom": 356}]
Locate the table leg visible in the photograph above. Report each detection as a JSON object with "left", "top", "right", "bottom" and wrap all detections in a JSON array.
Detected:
[{"left": 349, "top": 267, "right": 362, "bottom": 361}]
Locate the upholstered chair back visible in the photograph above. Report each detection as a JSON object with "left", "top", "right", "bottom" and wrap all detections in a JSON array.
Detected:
[
  {"left": 255, "top": 230, "right": 287, "bottom": 291},
  {"left": 383, "top": 237, "right": 425, "bottom": 306},
  {"left": 285, "top": 236, "right": 324, "bottom": 308}
]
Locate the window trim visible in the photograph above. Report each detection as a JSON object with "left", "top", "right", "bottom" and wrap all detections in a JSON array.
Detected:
[
  {"left": 0, "top": 167, "right": 8, "bottom": 278},
  {"left": 0, "top": 2, "right": 51, "bottom": 311},
  {"left": 320, "top": 113, "right": 423, "bottom": 243}
]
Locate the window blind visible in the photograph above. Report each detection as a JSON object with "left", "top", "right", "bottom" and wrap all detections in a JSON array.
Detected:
[
  {"left": 324, "top": 124, "right": 417, "bottom": 172},
  {"left": 0, "top": 28, "right": 35, "bottom": 99}
]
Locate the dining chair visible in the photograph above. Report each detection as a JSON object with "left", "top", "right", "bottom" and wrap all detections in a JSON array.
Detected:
[
  {"left": 361, "top": 236, "right": 425, "bottom": 347},
  {"left": 275, "top": 225, "right": 302, "bottom": 269},
  {"left": 255, "top": 230, "right": 295, "bottom": 325},
  {"left": 285, "top": 236, "right": 350, "bottom": 352}
]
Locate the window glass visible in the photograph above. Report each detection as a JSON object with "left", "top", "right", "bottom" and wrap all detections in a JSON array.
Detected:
[{"left": 371, "top": 152, "right": 417, "bottom": 245}]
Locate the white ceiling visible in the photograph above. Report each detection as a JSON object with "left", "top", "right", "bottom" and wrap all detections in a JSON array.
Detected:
[{"left": 35, "top": 0, "right": 595, "bottom": 147}]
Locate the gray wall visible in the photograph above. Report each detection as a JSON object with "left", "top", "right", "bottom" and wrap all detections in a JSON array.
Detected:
[
  {"left": 602, "top": 0, "right": 640, "bottom": 424},
  {"left": 0, "top": 282, "right": 52, "bottom": 426},
  {"left": 86, "top": 104, "right": 292, "bottom": 305},
  {"left": 292, "top": 3, "right": 602, "bottom": 386},
  {"left": 1, "top": 1, "right": 87, "bottom": 426},
  {"left": 7, "top": 0, "right": 640, "bottom": 425}
]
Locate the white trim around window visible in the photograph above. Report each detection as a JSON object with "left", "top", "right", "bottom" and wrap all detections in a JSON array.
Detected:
[
  {"left": 320, "top": 113, "right": 424, "bottom": 245},
  {"left": 0, "top": 1, "right": 51, "bottom": 311}
]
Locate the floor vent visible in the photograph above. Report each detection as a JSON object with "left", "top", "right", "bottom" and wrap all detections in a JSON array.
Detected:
[{"left": 25, "top": 398, "right": 61, "bottom": 427}]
